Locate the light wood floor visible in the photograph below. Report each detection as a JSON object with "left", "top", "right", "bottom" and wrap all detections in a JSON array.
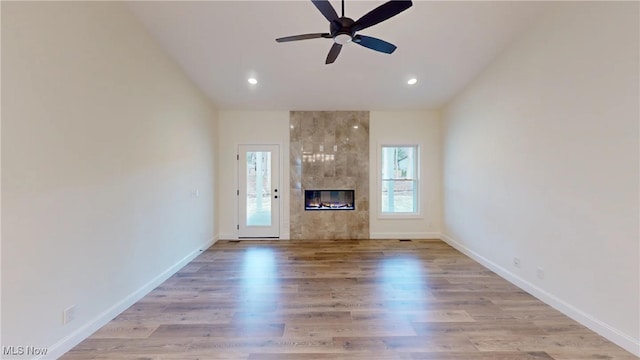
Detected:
[{"left": 62, "top": 239, "right": 637, "bottom": 359}]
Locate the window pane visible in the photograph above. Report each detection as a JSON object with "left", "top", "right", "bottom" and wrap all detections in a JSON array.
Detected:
[
  {"left": 382, "top": 147, "right": 415, "bottom": 180},
  {"left": 246, "top": 151, "right": 272, "bottom": 226},
  {"left": 381, "top": 180, "right": 416, "bottom": 213},
  {"left": 381, "top": 145, "right": 418, "bottom": 214}
]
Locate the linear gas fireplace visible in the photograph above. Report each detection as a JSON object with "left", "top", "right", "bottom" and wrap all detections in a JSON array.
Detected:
[{"left": 305, "top": 190, "right": 355, "bottom": 211}]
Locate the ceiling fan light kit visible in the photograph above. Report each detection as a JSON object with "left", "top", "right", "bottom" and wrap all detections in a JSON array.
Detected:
[
  {"left": 276, "top": 0, "right": 413, "bottom": 64},
  {"left": 334, "top": 33, "right": 352, "bottom": 45}
]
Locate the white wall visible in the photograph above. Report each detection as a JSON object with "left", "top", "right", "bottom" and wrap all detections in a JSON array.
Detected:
[
  {"left": 441, "top": 2, "right": 639, "bottom": 355},
  {"left": 217, "top": 111, "right": 290, "bottom": 239},
  {"left": 369, "top": 111, "right": 442, "bottom": 239},
  {"left": 1, "top": 2, "right": 218, "bottom": 357}
]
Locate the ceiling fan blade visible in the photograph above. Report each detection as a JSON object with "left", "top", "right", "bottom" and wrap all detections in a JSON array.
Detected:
[
  {"left": 353, "top": 35, "right": 397, "bottom": 54},
  {"left": 353, "top": 0, "right": 412, "bottom": 32},
  {"left": 311, "top": 0, "right": 339, "bottom": 22},
  {"left": 276, "top": 33, "right": 332, "bottom": 42},
  {"left": 326, "top": 43, "right": 342, "bottom": 64}
]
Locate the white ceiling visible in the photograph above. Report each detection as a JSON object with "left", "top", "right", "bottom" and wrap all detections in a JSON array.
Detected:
[{"left": 127, "top": 1, "right": 553, "bottom": 111}]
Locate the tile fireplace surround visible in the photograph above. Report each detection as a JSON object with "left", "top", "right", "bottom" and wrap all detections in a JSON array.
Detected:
[{"left": 290, "top": 111, "right": 369, "bottom": 239}]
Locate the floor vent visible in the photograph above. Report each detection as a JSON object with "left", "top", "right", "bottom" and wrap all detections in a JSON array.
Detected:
[{"left": 398, "top": 239, "right": 412, "bottom": 242}]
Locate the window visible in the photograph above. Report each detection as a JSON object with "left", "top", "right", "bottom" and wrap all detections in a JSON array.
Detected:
[{"left": 381, "top": 145, "right": 419, "bottom": 215}]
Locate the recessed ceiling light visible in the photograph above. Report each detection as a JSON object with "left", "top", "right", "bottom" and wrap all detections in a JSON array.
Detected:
[
  {"left": 248, "top": 78, "right": 258, "bottom": 85},
  {"left": 353, "top": 125, "right": 359, "bottom": 129},
  {"left": 407, "top": 78, "right": 417, "bottom": 85}
]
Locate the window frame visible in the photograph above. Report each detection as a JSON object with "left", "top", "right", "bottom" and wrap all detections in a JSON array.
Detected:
[{"left": 378, "top": 144, "right": 422, "bottom": 219}]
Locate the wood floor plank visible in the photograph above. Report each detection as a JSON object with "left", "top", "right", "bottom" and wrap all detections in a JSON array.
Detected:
[
  {"left": 284, "top": 321, "right": 417, "bottom": 338},
  {"left": 185, "top": 337, "right": 342, "bottom": 353},
  {"left": 410, "top": 351, "right": 554, "bottom": 359},
  {"left": 248, "top": 353, "right": 415, "bottom": 360},
  {"left": 469, "top": 333, "right": 625, "bottom": 352},
  {"left": 545, "top": 351, "right": 640, "bottom": 360},
  {"left": 332, "top": 335, "right": 478, "bottom": 352},
  {"left": 411, "top": 320, "right": 546, "bottom": 336},
  {"left": 61, "top": 239, "right": 637, "bottom": 359},
  {"left": 150, "top": 323, "right": 285, "bottom": 338},
  {"left": 88, "top": 323, "right": 159, "bottom": 339},
  {"left": 351, "top": 309, "right": 476, "bottom": 323}
]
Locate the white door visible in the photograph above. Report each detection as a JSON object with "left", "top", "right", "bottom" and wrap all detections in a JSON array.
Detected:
[{"left": 238, "top": 145, "right": 280, "bottom": 238}]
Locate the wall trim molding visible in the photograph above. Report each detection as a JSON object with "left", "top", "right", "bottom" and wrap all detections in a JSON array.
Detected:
[
  {"left": 370, "top": 232, "right": 441, "bottom": 240},
  {"left": 439, "top": 232, "right": 640, "bottom": 357},
  {"left": 42, "top": 237, "right": 216, "bottom": 360}
]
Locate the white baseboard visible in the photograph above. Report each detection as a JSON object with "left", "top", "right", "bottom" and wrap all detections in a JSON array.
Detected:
[
  {"left": 369, "top": 231, "right": 441, "bottom": 240},
  {"left": 42, "top": 237, "right": 216, "bottom": 360},
  {"left": 218, "top": 233, "right": 289, "bottom": 241},
  {"left": 439, "top": 233, "right": 640, "bottom": 357}
]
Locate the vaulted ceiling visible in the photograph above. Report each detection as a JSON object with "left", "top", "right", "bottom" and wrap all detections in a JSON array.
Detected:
[{"left": 127, "top": 1, "right": 553, "bottom": 110}]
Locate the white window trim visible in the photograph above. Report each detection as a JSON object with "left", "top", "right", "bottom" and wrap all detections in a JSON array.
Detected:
[{"left": 377, "top": 144, "right": 423, "bottom": 219}]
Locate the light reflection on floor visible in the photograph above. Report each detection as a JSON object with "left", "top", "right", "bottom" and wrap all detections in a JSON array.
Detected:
[
  {"left": 379, "top": 256, "right": 428, "bottom": 315},
  {"left": 238, "top": 247, "right": 279, "bottom": 330}
]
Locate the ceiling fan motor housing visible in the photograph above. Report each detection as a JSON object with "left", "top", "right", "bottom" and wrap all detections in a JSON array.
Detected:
[{"left": 331, "top": 17, "right": 355, "bottom": 44}]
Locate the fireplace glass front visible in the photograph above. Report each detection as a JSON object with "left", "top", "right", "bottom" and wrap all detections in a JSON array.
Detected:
[{"left": 305, "top": 190, "right": 355, "bottom": 211}]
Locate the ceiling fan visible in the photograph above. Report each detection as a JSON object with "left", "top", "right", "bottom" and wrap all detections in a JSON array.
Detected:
[{"left": 276, "top": 0, "right": 413, "bottom": 64}]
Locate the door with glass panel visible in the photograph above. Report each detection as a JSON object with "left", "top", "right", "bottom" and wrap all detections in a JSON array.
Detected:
[{"left": 238, "top": 145, "right": 280, "bottom": 238}]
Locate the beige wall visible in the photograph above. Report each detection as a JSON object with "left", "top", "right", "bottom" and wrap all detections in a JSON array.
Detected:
[
  {"left": 216, "top": 111, "right": 441, "bottom": 241},
  {"left": 217, "top": 111, "right": 291, "bottom": 239},
  {"left": 1, "top": 2, "right": 218, "bottom": 357},
  {"left": 369, "top": 111, "right": 442, "bottom": 239},
  {"left": 441, "top": 2, "right": 639, "bottom": 355}
]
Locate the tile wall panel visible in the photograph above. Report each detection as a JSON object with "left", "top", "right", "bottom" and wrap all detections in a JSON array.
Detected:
[{"left": 290, "top": 111, "right": 369, "bottom": 239}]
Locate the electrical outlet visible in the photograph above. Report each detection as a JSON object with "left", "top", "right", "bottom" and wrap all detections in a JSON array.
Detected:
[
  {"left": 63, "top": 305, "right": 76, "bottom": 324},
  {"left": 513, "top": 257, "right": 521, "bottom": 268},
  {"left": 537, "top": 267, "right": 545, "bottom": 280}
]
